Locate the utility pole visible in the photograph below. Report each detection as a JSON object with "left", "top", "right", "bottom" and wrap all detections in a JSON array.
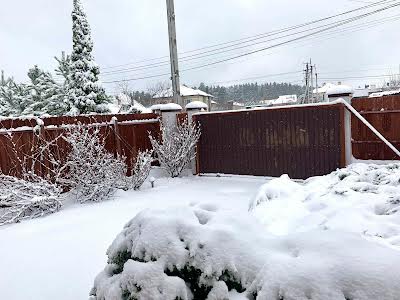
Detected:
[
  {"left": 166, "top": 0, "right": 182, "bottom": 106},
  {"left": 1, "top": 70, "right": 4, "bottom": 86},
  {"left": 315, "top": 70, "right": 319, "bottom": 102},
  {"left": 310, "top": 60, "right": 314, "bottom": 103}
]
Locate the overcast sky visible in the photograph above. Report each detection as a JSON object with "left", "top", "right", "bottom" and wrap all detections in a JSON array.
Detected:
[{"left": 1, "top": 0, "right": 400, "bottom": 93}]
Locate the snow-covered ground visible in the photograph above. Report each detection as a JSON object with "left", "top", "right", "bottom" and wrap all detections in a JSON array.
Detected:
[
  {"left": 250, "top": 163, "right": 400, "bottom": 249},
  {"left": 0, "top": 174, "right": 266, "bottom": 300},
  {"left": 2, "top": 164, "right": 400, "bottom": 299}
]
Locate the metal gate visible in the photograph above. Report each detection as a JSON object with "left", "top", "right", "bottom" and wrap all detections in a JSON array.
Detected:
[{"left": 194, "top": 103, "right": 346, "bottom": 179}]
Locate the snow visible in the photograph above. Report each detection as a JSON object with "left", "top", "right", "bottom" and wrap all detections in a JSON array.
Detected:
[
  {"left": 250, "top": 163, "right": 400, "bottom": 249},
  {"left": 313, "top": 82, "right": 337, "bottom": 94},
  {"left": 2, "top": 164, "right": 400, "bottom": 299},
  {"left": 0, "top": 174, "right": 265, "bottom": 300},
  {"left": 261, "top": 95, "right": 298, "bottom": 106},
  {"left": 153, "top": 85, "right": 213, "bottom": 99},
  {"left": 326, "top": 84, "right": 354, "bottom": 96},
  {"left": 185, "top": 100, "right": 208, "bottom": 110},
  {"left": 158, "top": 103, "right": 182, "bottom": 111},
  {"left": 107, "top": 96, "right": 151, "bottom": 114},
  {"left": 369, "top": 89, "right": 400, "bottom": 98},
  {"left": 92, "top": 192, "right": 400, "bottom": 299}
]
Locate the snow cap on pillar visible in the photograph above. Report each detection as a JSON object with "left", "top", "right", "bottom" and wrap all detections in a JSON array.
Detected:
[
  {"left": 159, "top": 103, "right": 182, "bottom": 112},
  {"left": 185, "top": 101, "right": 208, "bottom": 111}
]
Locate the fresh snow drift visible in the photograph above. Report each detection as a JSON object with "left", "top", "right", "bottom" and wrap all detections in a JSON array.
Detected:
[
  {"left": 91, "top": 204, "right": 400, "bottom": 300},
  {"left": 249, "top": 163, "right": 400, "bottom": 248}
]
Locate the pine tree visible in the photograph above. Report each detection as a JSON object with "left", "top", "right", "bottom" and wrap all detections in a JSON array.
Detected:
[
  {"left": 22, "top": 65, "right": 66, "bottom": 116},
  {"left": 67, "top": 0, "right": 110, "bottom": 115},
  {"left": 0, "top": 81, "right": 29, "bottom": 117}
]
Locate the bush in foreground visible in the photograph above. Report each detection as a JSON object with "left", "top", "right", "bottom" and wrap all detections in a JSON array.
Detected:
[{"left": 90, "top": 204, "right": 400, "bottom": 300}]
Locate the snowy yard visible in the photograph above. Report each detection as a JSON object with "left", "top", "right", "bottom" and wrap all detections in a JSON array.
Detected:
[
  {"left": 0, "top": 174, "right": 266, "bottom": 300},
  {"left": 2, "top": 164, "right": 400, "bottom": 300}
]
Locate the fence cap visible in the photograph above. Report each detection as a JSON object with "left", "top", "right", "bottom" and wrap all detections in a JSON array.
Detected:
[
  {"left": 159, "top": 103, "right": 182, "bottom": 112},
  {"left": 186, "top": 101, "right": 208, "bottom": 110},
  {"left": 326, "top": 85, "right": 353, "bottom": 96}
]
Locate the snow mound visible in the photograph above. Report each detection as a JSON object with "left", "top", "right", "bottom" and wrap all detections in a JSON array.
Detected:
[
  {"left": 90, "top": 203, "right": 400, "bottom": 300},
  {"left": 249, "top": 163, "right": 400, "bottom": 248}
]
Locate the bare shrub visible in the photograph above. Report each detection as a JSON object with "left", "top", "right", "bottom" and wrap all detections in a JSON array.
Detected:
[
  {"left": 126, "top": 150, "right": 153, "bottom": 190},
  {"left": 149, "top": 119, "right": 200, "bottom": 178},
  {"left": 61, "top": 125, "right": 127, "bottom": 203}
]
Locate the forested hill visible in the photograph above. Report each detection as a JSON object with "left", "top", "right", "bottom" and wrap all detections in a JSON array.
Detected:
[{"left": 197, "top": 82, "right": 304, "bottom": 104}]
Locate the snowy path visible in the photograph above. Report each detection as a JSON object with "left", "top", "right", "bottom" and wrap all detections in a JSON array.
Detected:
[{"left": 0, "top": 175, "right": 266, "bottom": 300}]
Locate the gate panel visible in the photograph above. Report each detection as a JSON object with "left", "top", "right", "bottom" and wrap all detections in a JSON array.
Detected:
[{"left": 194, "top": 104, "right": 345, "bottom": 179}]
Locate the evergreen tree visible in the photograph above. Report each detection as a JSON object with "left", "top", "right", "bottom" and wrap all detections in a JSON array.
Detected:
[
  {"left": 67, "top": 0, "right": 110, "bottom": 115},
  {"left": 0, "top": 80, "right": 29, "bottom": 116},
  {"left": 22, "top": 66, "right": 66, "bottom": 116}
]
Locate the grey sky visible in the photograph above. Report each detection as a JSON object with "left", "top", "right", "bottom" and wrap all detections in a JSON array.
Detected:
[{"left": 1, "top": 0, "right": 400, "bottom": 93}]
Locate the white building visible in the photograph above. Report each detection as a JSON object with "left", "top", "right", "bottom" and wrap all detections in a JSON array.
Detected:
[{"left": 153, "top": 85, "right": 214, "bottom": 109}]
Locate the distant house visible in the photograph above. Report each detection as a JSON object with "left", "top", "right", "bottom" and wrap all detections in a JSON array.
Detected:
[
  {"left": 313, "top": 83, "right": 338, "bottom": 102},
  {"left": 152, "top": 85, "right": 214, "bottom": 109},
  {"left": 213, "top": 100, "right": 245, "bottom": 111},
  {"left": 353, "top": 85, "right": 384, "bottom": 98},
  {"left": 259, "top": 95, "right": 298, "bottom": 106},
  {"left": 108, "top": 94, "right": 152, "bottom": 114}
]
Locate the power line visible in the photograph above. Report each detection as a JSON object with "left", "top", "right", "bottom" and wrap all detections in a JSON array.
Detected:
[
  {"left": 102, "top": 1, "right": 400, "bottom": 84},
  {"left": 101, "top": 11, "right": 400, "bottom": 82},
  {"left": 102, "top": 0, "right": 395, "bottom": 71},
  {"left": 101, "top": 1, "right": 400, "bottom": 78}
]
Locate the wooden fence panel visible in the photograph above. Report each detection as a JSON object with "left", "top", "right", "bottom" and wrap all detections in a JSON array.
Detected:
[
  {"left": 352, "top": 95, "right": 400, "bottom": 160},
  {"left": 194, "top": 104, "right": 345, "bottom": 179},
  {"left": 0, "top": 114, "right": 160, "bottom": 178}
]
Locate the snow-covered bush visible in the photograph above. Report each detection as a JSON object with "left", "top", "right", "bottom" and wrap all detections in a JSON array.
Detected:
[
  {"left": 61, "top": 125, "right": 126, "bottom": 203},
  {"left": 249, "top": 163, "right": 400, "bottom": 247},
  {"left": 0, "top": 174, "right": 62, "bottom": 225},
  {"left": 90, "top": 204, "right": 400, "bottom": 300},
  {"left": 149, "top": 119, "right": 200, "bottom": 178},
  {"left": 126, "top": 150, "right": 153, "bottom": 190}
]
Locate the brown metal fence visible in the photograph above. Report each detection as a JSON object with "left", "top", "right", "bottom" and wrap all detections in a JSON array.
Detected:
[
  {"left": 0, "top": 113, "right": 160, "bottom": 178},
  {"left": 194, "top": 103, "right": 346, "bottom": 179},
  {"left": 352, "top": 95, "right": 400, "bottom": 160}
]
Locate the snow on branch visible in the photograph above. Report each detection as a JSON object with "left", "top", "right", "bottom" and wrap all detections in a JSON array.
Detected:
[
  {"left": 149, "top": 118, "right": 201, "bottom": 178},
  {"left": 126, "top": 149, "right": 153, "bottom": 190},
  {"left": 61, "top": 124, "right": 127, "bottom": 203},
  {"left": 0, "top": 173, "right": 62, "bottom": 226}
]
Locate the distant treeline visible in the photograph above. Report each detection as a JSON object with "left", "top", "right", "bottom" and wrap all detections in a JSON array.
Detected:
[
  {"left": 128, "top": 82, "right": 305, "bottom": 106},
  {"left": 197, "top": 82, "right": 304, "bottom": 104}
]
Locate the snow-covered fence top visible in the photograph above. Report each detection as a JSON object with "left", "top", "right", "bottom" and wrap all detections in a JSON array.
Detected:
[{"left": 0, "top": 113, "right": 160, "bottom": 179}]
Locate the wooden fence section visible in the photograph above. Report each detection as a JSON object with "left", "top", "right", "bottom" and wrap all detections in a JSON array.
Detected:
[
  {"left": 0, "top": 113, "right": 160, "bottom": 178},
  {"left": 352, "top": 95, "right": 400, "bottom": 160},
  {"left": 194, "top": 103, "right": 346, "bottom": 179}
]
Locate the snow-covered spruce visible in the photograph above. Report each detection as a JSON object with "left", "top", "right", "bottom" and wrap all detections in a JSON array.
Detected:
[
  {"left": 61, "top": 125, "right": 126, "bottom": 203},
  {"left": 249, "top": 163, "right": 400, "bottom": 248},
  {"left": 90, "top": 205, "right": 400, "bottom": 300},
  {"left": 127, "top": 150, "right": 153, "bottom": 190},
  {"left": 0, "top": 174, "right": 61, "bottom": 226},
  {"left": 149, "top": 119, "right": 200, "bottom": 178},
  {"left": 67, "top": 0, "right": 110, "bottom": 115}
]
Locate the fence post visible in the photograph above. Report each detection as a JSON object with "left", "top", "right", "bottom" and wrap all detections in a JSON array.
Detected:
[
  {"left": 36, "top": 118, "right": 45, "bottom": 177},
  {"left": 112, "top": 117, "right": 122, "bottom": 158}
]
